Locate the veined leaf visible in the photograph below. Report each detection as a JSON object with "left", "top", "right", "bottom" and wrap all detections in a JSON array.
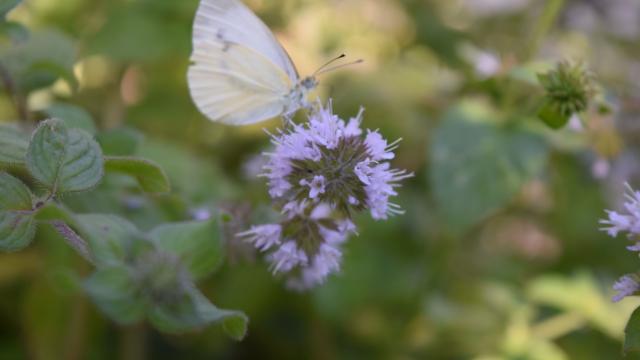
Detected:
[
  {"left": 0, "top": 172, "right": 31, "bottom": 211},
  {"left": 0, "top": 211, "right": 35, "bottom": 251},
  {"left": 26, "top": 119, "right": 103, "bottom": 194},
  {"left": 0, "top": 124, "right": 28, "bottom": 167}
]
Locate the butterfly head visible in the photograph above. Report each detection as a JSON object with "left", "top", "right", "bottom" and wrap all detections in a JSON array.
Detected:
[{"left": 300, "top": 76, "right": 319, "bottom": 91}]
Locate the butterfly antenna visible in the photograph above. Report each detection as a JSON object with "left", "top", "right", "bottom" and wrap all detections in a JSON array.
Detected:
[
  {"left": 315, "top": 59, "right": 364, "bottom": 76},
  {"left": 313, "top": 54, "right": 347, "bottom": 76}
]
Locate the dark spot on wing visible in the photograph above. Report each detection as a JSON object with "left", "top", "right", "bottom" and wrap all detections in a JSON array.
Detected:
[{"left": 216, "top": 28, "right": 231, "bottom": 52}]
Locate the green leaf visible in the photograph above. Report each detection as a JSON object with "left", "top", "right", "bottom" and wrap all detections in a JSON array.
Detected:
[
  {"left": 429, "top": 102, "right": 548, "bottom": 233},
  {"left": 0, "top": 0, "right": 20, "bottom": 18},
  {"left": 625, "top": 306, "right": 640, "bottom": 354},
  {"left": 0, "top": 124, "right": 28, "bottom": 167},
  {"left": 44, "top": 103, "right": 97, "bottom": 135},
  {"left": 149, "top": 220, "right": 223, "bottom": 280},
  {"left": 75, "top": 214, "right": 148, "bottom": 267},
  {"left": 538, "top": 100, "right": 570, "bottom": 129},
  {"left": 104, "top": 156, "right": 170, "bottom": 194},
  {"left": 0, "top": 211, "right": 35, "bottom": 251},
  {"left": 0, "top": 172, "right": 31, "bottom": 211},
  {"left": 26, "top": 119, "right": 104, "bottom": 194},
  {"left": 0, "top": 21, "right": 29, "bottom": 43},
  {"left": 0, "top": 29, "right": 75, "bottom": 92},
  {"left": 84, "top": 266, "right": 145, "bottom": 325},
  {"left": 96, "top": 127, "right": 143, "bottom": 156},
  {"left": 148, "top": 285, "right": 247, "bottom": 339}
]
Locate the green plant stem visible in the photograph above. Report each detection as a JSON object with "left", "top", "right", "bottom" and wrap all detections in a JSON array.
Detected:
[{"left": 526, "top": 0, "right": 565, "bottom": 60}]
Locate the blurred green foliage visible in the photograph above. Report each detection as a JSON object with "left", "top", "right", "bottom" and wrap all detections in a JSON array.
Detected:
[{"left": 0, "top": 0, "right": 639, "bottom": 358}]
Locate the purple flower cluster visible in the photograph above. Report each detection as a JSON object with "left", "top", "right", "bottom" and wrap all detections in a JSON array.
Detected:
[
  {"left": 239, "top": 102, "right": 411, "bottom": 290},
  {"left": 600, "top": 183, "right": 640, "bottom": 302}
]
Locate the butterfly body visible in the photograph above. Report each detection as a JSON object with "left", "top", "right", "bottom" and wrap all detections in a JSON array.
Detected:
[{"left": 188, "top": 0, "right": 315, "bottom": 126}]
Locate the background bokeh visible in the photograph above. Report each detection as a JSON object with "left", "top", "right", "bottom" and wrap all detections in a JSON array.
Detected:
[{"left": 2, "top": 0, "right": 640, "bottom": 358}]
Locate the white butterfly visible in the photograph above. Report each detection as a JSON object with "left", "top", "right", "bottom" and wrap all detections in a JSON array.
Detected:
[{"left": 187, "top": 0, "right": 358, "bottom": 126}]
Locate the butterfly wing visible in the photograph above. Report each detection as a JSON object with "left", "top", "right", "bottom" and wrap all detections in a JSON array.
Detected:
[
  {"left": 188, "top": 39, "right": 293, "bottom": 125},
  {"left": 189, "top": 0, "right": 301, "bottom": 125}
]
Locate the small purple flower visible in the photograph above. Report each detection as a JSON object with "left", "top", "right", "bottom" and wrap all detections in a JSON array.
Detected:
[
  {"left": 268, "top": 241, "right": 308, "bottom": 274},
  {"left": 613, "top": 274, "right": 640, "bottom": 302},
  {"left": 601, "top": 183, "right": 640, "bottom": 302},
  {"left": 300, "top": 175, "right": 326, "bottom": 199},
  {"left": 237, "top": 224, "right": 282, "bottom": 252}
]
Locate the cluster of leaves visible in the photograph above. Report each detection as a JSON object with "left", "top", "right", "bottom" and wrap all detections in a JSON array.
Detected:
[{"left": 0, "top": 1, "right": 246, "bottom": 340}]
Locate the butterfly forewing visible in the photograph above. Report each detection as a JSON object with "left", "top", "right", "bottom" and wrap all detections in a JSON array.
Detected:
[{"left": 193, "top": 0, "right": 298, "bottom": 81}]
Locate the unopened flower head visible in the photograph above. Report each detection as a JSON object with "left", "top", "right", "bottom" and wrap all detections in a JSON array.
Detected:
[
  {"left": 538, "top": 61, "right": 596, "bottom": 117},
  {"left": 240, "top": 101, "right": 412, "bottom": 290}
]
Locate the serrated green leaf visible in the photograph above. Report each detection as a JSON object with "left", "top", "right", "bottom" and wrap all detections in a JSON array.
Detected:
[
  {"left": 430, "top": 102, "right": 548, "bottom": 233},
  {"left": 626, "top": 306, "right": 640, "bottom": 354},
  {"left": 0, "top": 0, "right": 20, "bottom": 18},
  {"left": 0, "top": 211, "right": 35, "bottom": 251},
  {"left": 0, "top": 124, "right": 28, "bottom": 166},
  {"left": 44, "top": 103, "right": 96, "bottom": 135},
  {"left": 96, "top": 127, "right": 143, "bottom": 156},
  {"left": 26, "top": 119, "right": 104, "bottom": 194},
  {"left": 75, "top": 214, "right": 149, "bottom": 267},
  {"left": 149, "top": 220, "right": 223, "bottom": 280},
  {"left": 104, "top": 156, "right": 170, "bottom": 194},
  {"left": 0, "top": 29, "right": 75, "bottom": 92},
  {"left": 0, "top": 172, "right": 31, "bottom": 211},
  {"left": 84, "top": 266, "right": 145, "bottom": 325},
  {"left": 148, "top": 285, "right": 247, "bottom": 338}
]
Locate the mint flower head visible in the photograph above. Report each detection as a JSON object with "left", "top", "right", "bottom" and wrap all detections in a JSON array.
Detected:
[
  {"left": 239, "top": 102, "right": 412, "bottom": 290},
  {"left": 600, "top": 183, "right": 640, "bottom": 302}
]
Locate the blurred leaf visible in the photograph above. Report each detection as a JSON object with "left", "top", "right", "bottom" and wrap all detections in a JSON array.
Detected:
[
  {"left": 88, "top": 8, "right": 188, "bottom": 62},
  {"left": 430, "top": 102, "right": 548, "bottom": 232},
  {"left": 0, "top": 124, "right": 28, "bottom": 167},
  {"left": 96, "top": 127, "right": 143, "bottom": 156},
  {"left": 527, "top": 273, "right": 629, "bottom": 339},
  {"left": 0, "top": 30, "right": 75, "bottom": 92},
  {"left": 0, "top": 21, "right": 28, "bottom": 43},
  {"left": 84, "top": 266, "right": 145, "bottom": 324},
  {"left": 625, "top": 306, "right": 640, "bottom": 354},
  {"left": 148, "top": 285, "right": 247, "bottom": 339},
  {"left": 0, "top": 0, "right": 20, "bottom": 18},
  {"left": 104, "top": 156, "right": 170, "bottom": 194},
  {"left": 139, "top": 139, "right": 236, "bottom": 201},
  {"left": 44, "top": 103, "right": 96, "bottom": 134},
  {"left": 0, "top": 171, "right": 32, "bottom": 211},
  {"left": 26, "top": 119, "right": 103, "bottom": 194},
  {"left": 0, "top": 211, "right": 35, "bottom": 251},
  {"left": 75, "top": 214, "right": 148, "bottom": 267},
  {"left": 149, "top": 220, "right": 223, "bottom": 280}
]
